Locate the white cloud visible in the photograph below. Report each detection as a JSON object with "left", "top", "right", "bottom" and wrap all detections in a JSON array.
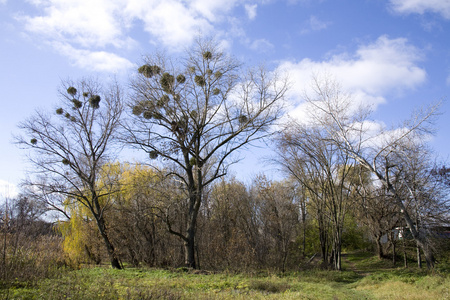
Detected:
[
  {"left": 0, "top": 180, "right": 18, "bottom": 200},
  {"left": 20, "top": 0, "right": 245, "bottom": 49},
  {"left": 53, "top": 42, "right": 135, "bottom": 72},
  {"left": 19, "top": 0, "right": 252, "bottom": 71},
  {"left": 278, "top": 35, "right": 426, "bottom": 111},
  {"left": 135, "top": 0, "right": 213, "bottom": 49},
  {"left": 191, "top": 0, "right": 238, "bottom": 22},
  {"left": 389, "top": 0, "right": 450, "bottom": 19},
  {"left": 249, "top": 38, "right": 274, "bottom": 53},
  {"left": 301, "top": 15, "right": 330, "bottom": 34},
  {"left": 245, "top": 4, "right": 258, "bottom": 20},
  {"left": 21, "top": 0, "right": 129, "bottom": 48}
]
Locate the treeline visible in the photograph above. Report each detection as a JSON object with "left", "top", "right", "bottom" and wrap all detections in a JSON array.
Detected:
[
  {"left": 5, "top": 38, "right": 449, "bottom": 282},
  {"left": 1, "top": 166, "right": 448, "bottom": 279}
]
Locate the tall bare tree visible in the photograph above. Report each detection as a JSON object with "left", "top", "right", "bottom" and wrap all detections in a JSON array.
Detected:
[
  {"left": 124, "top": 38, "right": 288, "bottom": 268},
  {"left": 16, "top": 79, "right": 124, "bottom": 269},
  {"left": 277, "top": 123, "right": 356, "bottom": 270},
  {"left": 298, "top": 75, "right": 440, "bottom": 269}
]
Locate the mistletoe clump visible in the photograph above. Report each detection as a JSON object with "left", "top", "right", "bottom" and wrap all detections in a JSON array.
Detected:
[
  {"left": 149, "top": 150, "right": 158, "bottom": 159},
  {"left": 67, "top": 87, "right": 77, "bottom": 96},
  {"left": 89, "top": 95, "right": 101, "bottom": 109},
  {"left": 62, "top": 158, "right": 70, "bottom": 165},
  {"left": 214, "top": 71, "right": 223, "bottom": 79},
  {"left": 212, "top": 88, "right": 220, "bottom": 95},
  {"left": 203, "top": 51, "right": 212, "bottom": 60},
  {"left": 176, "top": 74, "right": 186, "bottom": 84},
  {"left": 157, "top": 95, "right": 170, "bottom": 108},
  {"left": 143, "top": 111, "right": 153, "bottom": 119},
  {"left": 30, "top": 138, "right": 37, "bottom": 145},
  {"left": 195, "top": 75, "right": 206, "bottom": 87},
  {"left": 238, "top": 114, "right": 248, "bottom": 124},
  {"left": 160, "top": 73, "right": 174, "bottom": 93},
  {"left": 56, "top": 108, "right": 64, "bottom": 115},
  {"left": 138, "top": 64, "right": 161, "bottom": 78},
  {"left": 72, "top": 99, "right": 82, "bottom": 109},
  {"left": 132, "top": 105, "right": 143, "bottom": 116}
]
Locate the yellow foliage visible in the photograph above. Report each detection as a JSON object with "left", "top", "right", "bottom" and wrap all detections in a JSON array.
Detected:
[
  {"left": 57, "top": 162, "right": 164, "bottom": 267},
  {"left": 57, "top": 205, "right": 93, "bottom": 268}
]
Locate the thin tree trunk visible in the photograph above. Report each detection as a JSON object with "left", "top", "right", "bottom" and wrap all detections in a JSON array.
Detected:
[
  {"left": 402, "top": 231, "right": 408, "bottom": 268},
  {"left": 392, "top": 239, "right": 396, "bottom": 266},
  {"left": 417, "top": 243, "right": 422, "bottom": 269}
]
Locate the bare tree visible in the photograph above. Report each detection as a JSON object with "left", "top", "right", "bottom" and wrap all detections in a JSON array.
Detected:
[
  {"left": 299, "top": 75, "right": 441, "bottom": 269},
  {"left": 16, "top": 79, "right": 124, "bottom": 269},
  {"left": 123, "top": 38, "right": 288, "bottom": 268},
  {"left": 393, "top": 139, "right": 450, "bottom": 267},
  {"left": 277, "top": 123, "right": 356, "bottom": 270}
]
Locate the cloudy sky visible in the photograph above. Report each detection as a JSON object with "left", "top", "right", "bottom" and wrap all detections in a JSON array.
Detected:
[{"left": 1, "top": 0, "right": 450, "bottom": 198}]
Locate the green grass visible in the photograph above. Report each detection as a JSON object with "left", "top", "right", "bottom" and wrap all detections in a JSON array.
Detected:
[{"left": 1, "top": 253, "right": 449, "bottom": 300}]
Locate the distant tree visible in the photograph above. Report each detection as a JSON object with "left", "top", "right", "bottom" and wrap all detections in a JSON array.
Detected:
[
  {"left": 277, "top": 124, "right": 356, "bottom": 270},
  {"left": 124, "top": 38, "right": 289, "bottom": 268},
  {"left": 395, "top": 139, "right": 450, "bottom": 267},
  {"left": 299, "top": 75, "right": 441, "bottom": 269},
  {"left": 354, "top": 184, "right": 401, "bottom": 259},
  {"left": 16, "top": 79, "right": 124, "bottom": 269},
  {"left": 108, "top": 163, "right": 181, "bottom": 267},
  {"left": 0, "top": 194, "right": 62, "bottom": 284},
  {"left": 252, "top": 176, "right": 300, "bottom": 272},
  {"left": 199, "top": 177, "right": 255, "bottom": 270}
]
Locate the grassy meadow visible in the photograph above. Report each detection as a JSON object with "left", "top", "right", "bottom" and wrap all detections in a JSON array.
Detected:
[{"left": 1, "top": 252, "right": 449, "bottom": 300}]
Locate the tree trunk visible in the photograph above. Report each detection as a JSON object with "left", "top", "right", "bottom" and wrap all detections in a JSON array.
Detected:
[
  {"left": 96, "top": 216, "right": 122, "bottom": 269},
  {"left": 392, "top": 239, "right": 396, "bottom": 266},
  {"left": 402, "top": 234, "right": 408, "bottom": 268},
  {"left": 416, "top": 243, "right": 422, "bottom": 269},
  {"left": 184, "top": 190, "right": 201, "bottom": 268},
  {"left": 184, "top": 227, "right": 196, "bottom": 268},
  {"left": 333, "top": 237, "right": 342, "bottom": 271},
  {"left": 375, "top": 234, "right": 383, "bottom": 259},
  {"left": 301, "top": 196, "right": 307, "bottom": 257}
]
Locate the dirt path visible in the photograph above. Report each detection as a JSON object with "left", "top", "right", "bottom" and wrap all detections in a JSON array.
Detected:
[{"left": 341, "top": 253, "right": 371, "bottom": 277}]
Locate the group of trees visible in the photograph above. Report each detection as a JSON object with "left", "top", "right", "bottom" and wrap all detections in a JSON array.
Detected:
[
  {"left": 12, "top": 39, "right": 449, "bottom": 273},
  {"left": 277, "top": 76, "right": 449, "bottom": 269}
]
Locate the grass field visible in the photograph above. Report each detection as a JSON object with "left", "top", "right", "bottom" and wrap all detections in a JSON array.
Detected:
[{"left": 2, "top": 252, "right": 449, "bottom": 299}]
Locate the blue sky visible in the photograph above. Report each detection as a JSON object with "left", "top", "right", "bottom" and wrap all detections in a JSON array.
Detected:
[{"left": 1, "top": 0, "right": 450, "bottom": 198}]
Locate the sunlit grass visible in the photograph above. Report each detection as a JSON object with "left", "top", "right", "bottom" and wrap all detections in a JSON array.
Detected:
[{"left": 2, "top": 252, "right": 449, "bottom": 300}]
